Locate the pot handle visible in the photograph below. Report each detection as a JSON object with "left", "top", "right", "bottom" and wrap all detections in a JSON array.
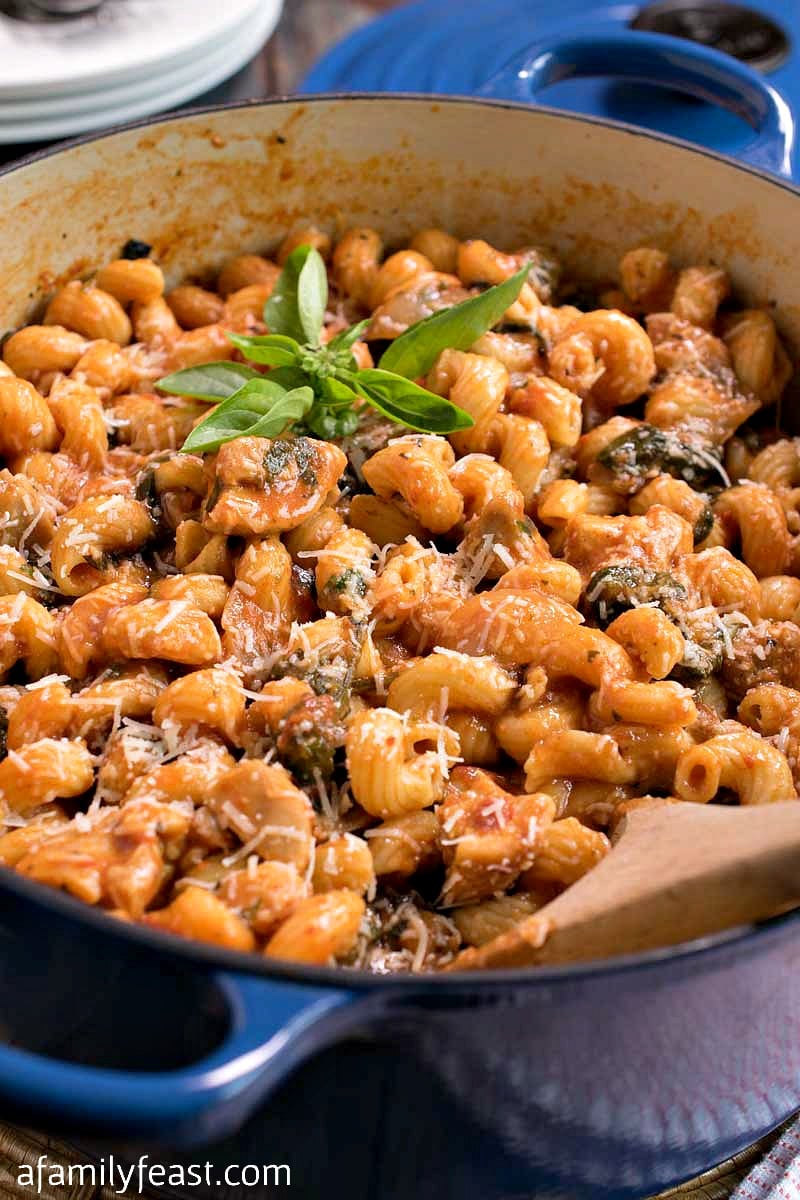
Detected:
[
  {"left": 478, "top": 31, "right": 795, "bottom": 180},
  {"left": 0, "top": 972, "right": 360, "bottom": 1144}
]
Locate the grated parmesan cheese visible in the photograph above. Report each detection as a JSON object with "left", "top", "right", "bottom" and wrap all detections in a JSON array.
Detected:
[
  {"left": 153, "top": 600, "right": 190, "bottom": 634},
  {"left": 26, "top": 674, "right": 70, "bottom": 691},
  {"left": 312, "top": 766, "right": 335, "bottom": 821},
  {"left": 6, "top": 749, "right": 31, "bottom": 772},
  {"left": 493, "top": 544, "right": 515, "bottom": 570},
  {"left": 175, "top": 877, "right": 218, "bottom": 892},
  {"left": 459, "top": 533, "right": 496, "bottom": 592},
  {"left": 222, "top": 824, "right": 311, "bottom": 868}
]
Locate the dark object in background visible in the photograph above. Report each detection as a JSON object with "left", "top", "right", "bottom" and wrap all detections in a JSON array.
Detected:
[
  {"left": 0, "top": 0, "right": 104, "bottom": 16},
  {"left": 121, "top": 239, "right": 153, "bottom": 261},
  {"left": 630, "top": 0, "right": 791, "bottom": 73}
]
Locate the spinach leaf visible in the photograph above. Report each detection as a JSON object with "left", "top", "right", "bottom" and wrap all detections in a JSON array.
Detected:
[{"left": 598, "top": 424, "right": 730, "bottom": 491}]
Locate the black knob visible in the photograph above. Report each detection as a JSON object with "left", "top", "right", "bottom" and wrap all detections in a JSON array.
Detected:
[{"left": 631, "top": 1, "right": 790, "bottom": 73}]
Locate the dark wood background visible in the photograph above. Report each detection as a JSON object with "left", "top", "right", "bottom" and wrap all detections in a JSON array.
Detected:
[{"left": 259, "top": 0, "right": 402, "bottom": 94}]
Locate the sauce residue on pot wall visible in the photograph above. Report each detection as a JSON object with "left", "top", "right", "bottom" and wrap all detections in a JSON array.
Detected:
[{"left": 0, "top": 98, "right": 796, "bottom": 356}]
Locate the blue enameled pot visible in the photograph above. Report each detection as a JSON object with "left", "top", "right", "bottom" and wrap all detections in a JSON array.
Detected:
[{"left": 0, "top": 77, "right": 798, "bottom": 1198}]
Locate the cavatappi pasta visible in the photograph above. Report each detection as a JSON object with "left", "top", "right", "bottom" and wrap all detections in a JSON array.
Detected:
[{"left": 0, "top": 229, "right": 796, "bottom": 972}]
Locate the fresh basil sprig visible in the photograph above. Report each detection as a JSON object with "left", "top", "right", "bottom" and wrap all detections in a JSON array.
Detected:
[{"left": 157, "top": 244, "right": 530, "bottom": 453}]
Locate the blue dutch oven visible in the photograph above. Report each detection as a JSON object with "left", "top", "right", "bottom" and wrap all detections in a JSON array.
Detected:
[
  {"left": 302, "top": 0, "right": 800, "bottom": 173},
  {"left": 0, "top": 26, "right": 799, "bottom": 1195}
]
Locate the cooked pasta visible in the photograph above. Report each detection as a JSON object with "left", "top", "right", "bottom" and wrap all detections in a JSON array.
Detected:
[{"left": 0, "top": 231, "right": 795, "bottom": 972}]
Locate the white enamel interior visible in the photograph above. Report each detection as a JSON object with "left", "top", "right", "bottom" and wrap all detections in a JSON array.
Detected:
[{"left": 0, "top": 96, "right": 796, "bottom": 354}]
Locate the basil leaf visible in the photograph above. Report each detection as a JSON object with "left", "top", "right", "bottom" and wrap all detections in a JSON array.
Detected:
[
  {"left": 319, "top": 375, "right": 360, "bottom": 410},
  {"left": 264, "top": 365, "right": 313, "bottom": 391},
  {"left": 297, "top": 247, "right": 328, "bottom": 346},
  {"left": 378, "top": 264, "right": 529, "bottom": 379},
  {"left": 245, "top": 391, "right": 315, "bottom": 439},
  {"left": 156, "top": 361, "right": 261, "bottom": 402},
  {"left": 180, "top": 380, "right": 313, "bottom": 453},
  {"left": 203, "top": 376, "right": 290, "bottom": 418},
  {"left": 180, "top": 378, "right": 288, "bottom": 452},
  {"left": 263, "top": 245, "right": 308, "bottom": 342},
  {"left": 226, "top": 332, "right": 301, "bottom": 367},
  {"left": 355, "top": 368, "right": 473, "bottom": 434},
  {"left": 264, "top": 244, "right": 327, "bottom": 346},
  {"left": 328, "top": 318, "right": 370, "bottom": 352}
]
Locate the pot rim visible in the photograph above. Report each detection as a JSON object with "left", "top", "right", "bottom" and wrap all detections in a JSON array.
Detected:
[
  {"left": 2, "top": 92, "right": 797, "bottom": 989},
  {"left": 3, "top": 859, "right": 797, "bottom": 989}
]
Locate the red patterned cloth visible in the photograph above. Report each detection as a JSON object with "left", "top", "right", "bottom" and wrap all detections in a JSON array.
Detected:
[{"left": 735, "top": 1123, "right": 800, "bottom": 1199}]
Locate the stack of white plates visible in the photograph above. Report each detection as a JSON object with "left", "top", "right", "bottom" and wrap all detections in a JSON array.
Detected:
[{"left": 0, "top": 0, "right": 284, "bottom": 143}]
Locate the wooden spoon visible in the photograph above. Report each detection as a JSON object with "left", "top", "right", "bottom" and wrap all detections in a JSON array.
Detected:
[{"left": 448, "top": 801, "right": 800, "bottom": 971}]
